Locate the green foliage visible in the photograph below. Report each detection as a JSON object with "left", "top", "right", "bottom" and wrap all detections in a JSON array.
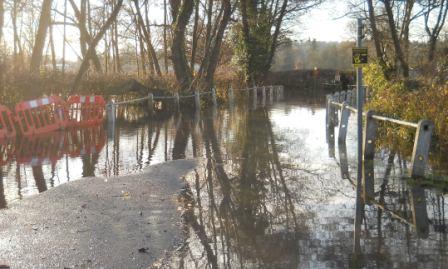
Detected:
[
  {"left": 364, "top": 62, "right": 448, "bottom": 152},
  {"left": 232, "top": 16, "right": 274, "bottom": 83}
]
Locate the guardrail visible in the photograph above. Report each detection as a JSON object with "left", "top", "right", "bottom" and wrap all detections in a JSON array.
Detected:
[
  {"left": 106, "top": 85, "right": 285, "bottom": 123},
  {"left": 326, "top": 89, "right": 434, "bottom": 180}
]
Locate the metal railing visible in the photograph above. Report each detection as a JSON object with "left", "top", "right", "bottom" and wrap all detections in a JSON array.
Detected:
[
  {"left": 326, "top": 89, "right": 434, "bottom": 179},
  {"left": 107, "top": 84, "right": 285, "bottom": 123}
]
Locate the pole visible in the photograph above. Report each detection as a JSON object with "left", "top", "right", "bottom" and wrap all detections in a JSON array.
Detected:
[{"left": 353, "top": 18, "right": 364, "bottom": 256}]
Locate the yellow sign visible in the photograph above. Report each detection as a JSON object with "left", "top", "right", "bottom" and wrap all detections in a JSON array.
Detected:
[{"left": 352, "top": 47, "right": 368, "bottom": 67}]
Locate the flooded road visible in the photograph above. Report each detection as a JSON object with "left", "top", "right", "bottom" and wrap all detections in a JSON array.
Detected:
[{"left": 0, "top": 92, "right": 447, "bottom": 268}]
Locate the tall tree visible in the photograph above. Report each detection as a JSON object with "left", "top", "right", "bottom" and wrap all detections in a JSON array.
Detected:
[
  {"left": 71, "top": 0, "right": 124, "bottom": 93},
  {"left": 420, "top": 0, "right": 448, "bottom": 62},
  {"left": 170, "top": 0, "right": 194, "bottom": 91},
  {"left": 236, "top": 0, "right": 321, "bottom": 83},
  {"left": 69, "top": 0, "right": 103, "bottom": 73},
  {"left": 0, "top": 0, "right": 4, "bottom": 44},
  {"left": 133, "top": 0, "right": 162, "bottom": 76},
  {"left": 30, "top": 0, "right": 53, "bottom": 73}
]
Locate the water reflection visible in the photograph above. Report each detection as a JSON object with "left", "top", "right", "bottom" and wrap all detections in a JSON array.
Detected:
[{"left": 0, "top": 95, "right": 447, "bottom": 268}]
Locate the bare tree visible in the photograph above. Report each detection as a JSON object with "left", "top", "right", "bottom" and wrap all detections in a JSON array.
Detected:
[
  {"left": 30, "top": 0, "right": 52, "bottom": 73},
  {"left": 71, "top": 0, "right": 124, "bottom": 93},
  {"left": 420, "top": 0, "right": 448, "bottom": 62},
  {"left": 132, "top": 0, "right": 162, "bottom": 76},
  {"left": 170, "top": 0, "right": 194, "bottom": 91}
]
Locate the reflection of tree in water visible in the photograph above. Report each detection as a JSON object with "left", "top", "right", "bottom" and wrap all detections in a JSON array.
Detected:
[
  {"left": 338, "top": 145, "right": 448, "bottom": 268},
  {"left": 169, "top": 107, "right": 306, "bottom": 268}
]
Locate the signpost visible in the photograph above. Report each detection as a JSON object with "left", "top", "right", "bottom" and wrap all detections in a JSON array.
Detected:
[
  {"left": 353, "top": 18, "right": 366, "bottom": 256},
  {"left": 352, "top": 47, "right": 368, "bottom": 67}
]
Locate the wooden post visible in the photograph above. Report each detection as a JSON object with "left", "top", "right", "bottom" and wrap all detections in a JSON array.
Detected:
[
  {"left": 269, "top": 86, "right": 274, "bottom": 104},
  {"left": 211, "top": 87, "right": 218, "bottom": 107},
  {"left": 174, "top": 93, "right": 180, "bottom": 111},
  {"left": 194, "top": 90, "right": 200, "bottom": 110},
  {"left": 410, "top": 119, "right": 434, "bottom": 178},
  {"left": 338, "top": 102, "right": 350, "bottom": 144},
  {"left": 147, "top": 93, "right": 154, "bottom": 115}
]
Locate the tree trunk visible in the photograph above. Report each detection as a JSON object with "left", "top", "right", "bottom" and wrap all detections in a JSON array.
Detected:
[
  {"left": 50, "top": 22, "right": 57, "bottom": 71},
  {"left": 133, "top": 0, "right": 162, "bottom": 76},
  {"left": 163, "top": 0, "right": 169, "bottom": 73},
  {"left": 71, "top": 0, "right": 124, "bottom": 94},
  {"left": 367, "top": 0, "right": 389, "bottom": 79},
  {"left": 170, "top": 0, "right": 194, "bottom": 91},
  {"left": 190, "top": 0, "right": 200, "bottom": 72},
  {"left": 0, "top": 0, "right": 4, "bottom": 43},
  {"left": 69, "top": 0, "right": 103, "bottom": 73},
  {"left": 199, "top": 0, "right": 232, "bottom": 89},
  {"left": 383, "top": 0, "right": 409, "bottom": 78},
  {"left": 30, "top": 0, "right": 52, "bottom": 73},
  {"left": 62, "top": 0, "right": 67, "bottom": 73},
  {"left": 113, "top": 18, "right": 121, "bottom": 72}
]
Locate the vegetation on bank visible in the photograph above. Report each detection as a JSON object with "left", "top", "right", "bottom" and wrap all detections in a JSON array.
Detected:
[{"left": 364, "top": 62, "right": 448, "bottom": 149}]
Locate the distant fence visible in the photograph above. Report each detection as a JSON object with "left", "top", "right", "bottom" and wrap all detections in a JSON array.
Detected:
[
  {"left": 106, "top": 85, "right": 285, "bottom": 123},
  {"left": 326, "top": 89, "right": 434, "bottom": 180}
]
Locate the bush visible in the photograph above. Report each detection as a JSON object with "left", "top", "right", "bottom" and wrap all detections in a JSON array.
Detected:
[{"left": 364, "top": 62, "right": 448, "bottom": 151}]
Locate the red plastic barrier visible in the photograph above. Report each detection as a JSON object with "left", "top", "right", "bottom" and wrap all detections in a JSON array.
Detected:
[
  {"left": 67, "top": 95, "right": 105, "bottom": 127},
  {"left": 15, "top": 96, "right": 68, "bottom": 136},
  {"left": 0, "top": 105, "right": 17, "bottom": 140}
]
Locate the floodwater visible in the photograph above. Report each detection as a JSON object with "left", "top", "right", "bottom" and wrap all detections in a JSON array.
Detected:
[{"left": 1, "top": 91, "right": 448, "bottom": 268}]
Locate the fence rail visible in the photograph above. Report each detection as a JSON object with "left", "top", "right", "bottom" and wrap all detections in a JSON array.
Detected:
[
  {"left": 107, "top": 84, "right": 285, "bottom": 124},
  {"left": 326, "top": 89, "right": 434, "bottom": 180}
]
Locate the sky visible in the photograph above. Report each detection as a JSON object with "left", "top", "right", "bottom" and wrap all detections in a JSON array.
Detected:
[{"left": 294, "top": 1, "right": 353, "bottom": 42}]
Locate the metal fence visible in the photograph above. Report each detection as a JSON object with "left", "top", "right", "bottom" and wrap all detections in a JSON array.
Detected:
[
  {"left": 326, "top": 89, "right": 434, "bottom": 179},
  {"left": 106, "top": 85, "right": 285, "bottom": 122}
]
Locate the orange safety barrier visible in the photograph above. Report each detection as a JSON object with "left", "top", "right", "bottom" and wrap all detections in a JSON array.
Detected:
[
  {"left": 15, "top": 96, "right": 68, "bottom": 136},
  {"left": 67, "top": 95, "right": 105, "bottom": 127},
  {"left": 0, "top": 105, "right": 17, "bottom": 140}
]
